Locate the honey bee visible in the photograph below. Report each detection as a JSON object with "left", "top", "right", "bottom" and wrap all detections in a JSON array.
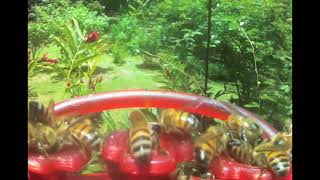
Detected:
[
  {"left": 225, "top": 114, "right": 264, "bottom": 146},
  {"left": 252, "top": 132, "right": 292, "bottom": 177},
  {"left": 172, "top": 161, "right": 214, "bottom": 180},
  {"left": 67, "top": 115, "right": 102, "bottom": 150},
  {"left": 227, "top": 138, "right": 254, "bottom": 164},
  {"left": 159, "top": 109, "right": 202, "bottom": 136},
  {"left": 28, "top": 100, "right": 53, "bottom": 124},
  {"left": 28, "top": 100, "right": 101, "bottom": 155},
  {"left": 194, "top": 114, "right": 223, "bottom": 134},
  {"left": 193, "top": 126, "right": 229, "bottom": 172},
  {"left": 172, "top": 125, "right": 227, "bottom": 179},
  {"left": 128, "top": 110, "right": 160, "bottom": 163}
]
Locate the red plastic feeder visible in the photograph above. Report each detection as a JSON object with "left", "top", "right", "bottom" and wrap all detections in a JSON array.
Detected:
[{"left": 28, "top": 90, "right": 292, "bottom": 180}]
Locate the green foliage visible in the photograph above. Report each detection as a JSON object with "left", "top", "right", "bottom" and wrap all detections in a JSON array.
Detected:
[
  {"left": 111, "top": 42, "right": 128, "bottom": 64},
  {"left": 28, "top": 0, "right": 109, "bottom": 47},
  {"left": 50, "top": 18, "right": 108, "bottom": 79},
  {"left": 157, "top": 53, "right": 204, "bottom": 95},
  {"left": 80, "top": 152, "right": 105, "bottom": 174},
  {"left": 45, "top": 18, "right": 108, "bottom": 97},
  {"left": 146, "top": 0, "right": 291, "bottom": 130},
  {"left": 28, "top": 47, "right": 45, "bottom": 78},
  {"left": 28, "top": 85, "right": 38, "bottom": 98},
  {"left": 97, "top": 111, "right": 130, "bottom": 136},
  {"left": 28, "top": 0, "right": 292, "bottom": 130}
]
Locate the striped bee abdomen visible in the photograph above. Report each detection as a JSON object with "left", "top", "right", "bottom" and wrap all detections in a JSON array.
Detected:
[
  {"left": 180, "top": 112, "right": 201, "bottom": 133},
  {"left": 68, "top": 118, "right": 100, "bottom": 149},
  {"left": 160, "top": 109, "right": 201, "bottom": 134},
  {"left": 267, "top": 151, "right": 291, "bottom": 176},
  {"left": 129, "top": 128, "right": 152, "bottom": 163},
  {"left": 227, "top": 138, "right": 253, "bottom": 164}
]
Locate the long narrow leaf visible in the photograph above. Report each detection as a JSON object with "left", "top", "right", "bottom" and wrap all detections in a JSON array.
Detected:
[
  {"left": 53, "top": 37, "right": 73, "bottom": 61},
  {"left": 71, "top": 18, "right": 84, "bottom": 41},
  {"left": 73, "top": 54, "right": 102, "bottom": 67}
]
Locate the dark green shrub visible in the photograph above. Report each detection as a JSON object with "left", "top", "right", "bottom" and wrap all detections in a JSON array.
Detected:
[{"left": 28, "top": 0, "right": 109, "bottom": 47}]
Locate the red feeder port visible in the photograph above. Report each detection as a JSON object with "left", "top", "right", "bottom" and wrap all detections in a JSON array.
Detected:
[
  {"left": 160, "top": 132, "right": 193, "bottom": 162},
  {"left": 210, "top": 153, "right": 292, "bottom": 180},
  {"left": 102, "top": 130, "right": 177, "bottom": 179},
  {"left": 28, "top": 147, "right": 91, "bottom": 175}
]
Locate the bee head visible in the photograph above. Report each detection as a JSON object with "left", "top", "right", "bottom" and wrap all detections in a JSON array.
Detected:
[{"left": 151, "top": 123, "right": 162, "bottom": 134}]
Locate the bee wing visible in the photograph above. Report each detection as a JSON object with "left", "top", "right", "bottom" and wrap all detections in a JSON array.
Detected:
[
  {"left": 67, "top": 131, "right": 88, "bottom": 155},
  {"left": 129, "top": 110, "right": 148, "bottom": 128},
  {"left": 67, "top": 115, "right": 94, "bottom": 130},
  {"left": 140, "top": 108, "right": 158, "bottom": 122},
  {"left": 254, "top": 141, "right": 285, "bottom": 152},
  {"left": 87, "top": 112, "right": 102, "bottom": 121},
  {"left": 28, "top": 100, "right": 44, "bottom": 122},
  {"left": 47, "top": 100, "right": 56, "bottom": 126}
]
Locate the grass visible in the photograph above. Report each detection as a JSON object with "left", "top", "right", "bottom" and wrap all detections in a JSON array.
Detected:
[{"left": 29, "top": 45, "right": 235, "bottom": 105}]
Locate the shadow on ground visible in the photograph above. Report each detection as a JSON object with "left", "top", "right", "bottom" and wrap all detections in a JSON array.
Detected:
[
  {"left": 136, "top": 61, "right": 161, "bottom": 71},
  {"left": 93, "top": 66, "right": 114, "bottom": 75}
]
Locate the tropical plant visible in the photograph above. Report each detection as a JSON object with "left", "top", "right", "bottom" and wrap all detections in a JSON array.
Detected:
[
  {"left": 28, "top": 0, "right": 109, "bottom": 47},
  {"left": 28, "top": 47, "right": 46, "bottom": 78},
  {"left": 49, "top": 18, "right": 108, "bottom": 80}
]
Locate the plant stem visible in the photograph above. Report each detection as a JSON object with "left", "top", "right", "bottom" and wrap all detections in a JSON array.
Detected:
[
  {"left": 240, "top": 28, "right": 261, "bottom": 115},
  {"left": 67, "top": 39, "right": 85, "bottom": 80},
  {"left": 204, "top": 0, "right": 213, "bottom": 96}
]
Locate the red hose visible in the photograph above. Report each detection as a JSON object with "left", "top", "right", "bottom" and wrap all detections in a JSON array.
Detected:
[{"left": 54, "top": 90, "right": 277, "bottom": 138}]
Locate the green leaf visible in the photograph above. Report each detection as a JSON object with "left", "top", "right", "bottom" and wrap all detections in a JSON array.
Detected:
[
  {"left": 245, "top": 102, "right": 259, "bottom": 108},
  {"left": 52, "top": 37, "right": 73, "bottom": 61},
  {"left": 71, "top": 18, "right": 84, "bottom": 41},
  {"left": 73, "top": 54, "right": 102, "bottom": 67}
]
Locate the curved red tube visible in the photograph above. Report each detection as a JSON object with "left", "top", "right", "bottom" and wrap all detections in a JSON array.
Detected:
[{"left": 54, "top": 90, "right": 276, "bottom": 138}]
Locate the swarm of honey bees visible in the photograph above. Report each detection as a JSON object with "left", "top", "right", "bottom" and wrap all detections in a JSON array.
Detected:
[
  {"left": 128, "top": 109, "right": 292, "bottom": 180},
  {"left": 28, "top": 101, "right": 292, "bottom": 179},
  {"left": 28, "top": 100, "right": 101, "bottom": 156}
]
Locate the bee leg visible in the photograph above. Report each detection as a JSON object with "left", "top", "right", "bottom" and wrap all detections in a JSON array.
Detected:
[
  {"left": 222, "top": 150, "right": 233, "bottom": 161},
  {"left": 256, "top": 167, "right": 268, "bottom": 179},
  {"left": 211, "top": 157, "right": 223, "bottom": 172},
  {"left": 37, "top": 143, "right": 49, "bottom": 157},
  {"left": 239, "top": 127, "right": 249, "bottom": 142},
  {"left": 169, "top": 168, "right": 179, "bottom": 180},
  {"left": 69, "top": 133, "right": 87, "bottom": 156},
  {"left": 200, "top": 171, "right": 215, "bottom": 180},
  {"left": 226, "top": 130, "right": 236, "bottom": 141}
]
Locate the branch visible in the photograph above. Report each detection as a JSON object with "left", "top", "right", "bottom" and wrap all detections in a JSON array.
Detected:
[
  {"left": 204, "top": 0, "right": 213, "bottom": 96},
  {"left": 240, "top": 27, "right": 261, "bottom": 115},
  {"left": 140, "top": 49, "right": 205, "bottom": 95}
]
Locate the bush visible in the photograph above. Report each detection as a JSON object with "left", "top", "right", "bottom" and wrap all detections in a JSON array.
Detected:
[
  {"left": 111, "top": 42, "right": 128, "bottom": 65},
  {"left": 28, "top": 0, "right": 109, "bottom": 47}
]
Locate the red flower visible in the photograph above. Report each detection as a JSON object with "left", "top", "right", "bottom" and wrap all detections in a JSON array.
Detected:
[
  {"left": 86, "top": 31, "right": 100, "bottom": 43},
  {"left": 47, "top": 59, "right": 60, "bottom": 64},
  {"left": 41, "top": 54, "right": 48, "bottom": 62},
  {"left": 41, "top": 54, "right": 60, "bottom": 64}
]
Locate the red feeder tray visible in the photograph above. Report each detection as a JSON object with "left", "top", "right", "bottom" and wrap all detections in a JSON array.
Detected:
[
  {"left": 28, "top": 147, "right": 91, "bottom": 175},
  {"left": 28, "top": 90, "right": 292, "bottom": 180}
]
